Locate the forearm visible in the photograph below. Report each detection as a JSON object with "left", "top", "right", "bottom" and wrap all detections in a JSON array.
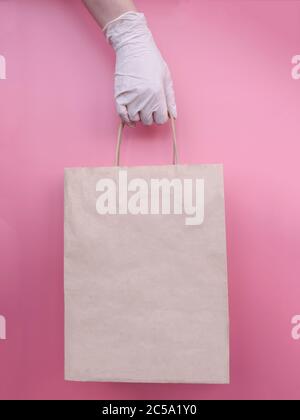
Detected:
[{"left": 82, "top": 0, "right": 137, "bottom": 29}]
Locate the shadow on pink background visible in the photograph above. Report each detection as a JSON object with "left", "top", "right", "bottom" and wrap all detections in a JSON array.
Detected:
[{"left": 0, "top": 0, "right": 300, "bottom": 400}]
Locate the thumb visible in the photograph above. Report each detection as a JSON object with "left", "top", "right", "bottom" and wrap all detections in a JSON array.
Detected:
[{"left": 116, "top": 102, "right": 131, "bottom": 125}]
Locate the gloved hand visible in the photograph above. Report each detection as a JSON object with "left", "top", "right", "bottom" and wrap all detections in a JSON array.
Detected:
[{"left": 104, "top": 11, "right": 177, "bottom": 126}]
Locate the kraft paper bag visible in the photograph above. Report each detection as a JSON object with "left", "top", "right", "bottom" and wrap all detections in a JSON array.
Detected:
[{"left": 64, "top": 120, "right": 229, "bottom": 383}]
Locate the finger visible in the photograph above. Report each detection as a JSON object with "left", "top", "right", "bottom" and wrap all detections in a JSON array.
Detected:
[
  {"left": 153, "top": 98, "right": 168, "bottom": 125},
  {"left": 116, "top": 102, "right": 131, "bottom": 125},
  {"left": 140, "top": 110, "right": 154, "bottom": 126},
  {"left": 164, "top": 69, "right": 177, "bottom": 119},
  {"left": 127, "top": 104, "right": 141, "bottom": 123}
]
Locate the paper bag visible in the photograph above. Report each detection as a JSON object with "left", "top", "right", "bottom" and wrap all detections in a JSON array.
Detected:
[{"left": 64, "top": 120, "right": 229, "bottom": 383}]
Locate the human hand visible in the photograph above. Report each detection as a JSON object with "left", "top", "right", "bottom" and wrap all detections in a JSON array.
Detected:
[{"left": 105, "top": 12, "right": 177, "bottom": 126}]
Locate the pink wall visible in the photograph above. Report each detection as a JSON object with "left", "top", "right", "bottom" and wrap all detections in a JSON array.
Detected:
[{"left": 1, "top": 0, "right": 300, "bottom": 400}]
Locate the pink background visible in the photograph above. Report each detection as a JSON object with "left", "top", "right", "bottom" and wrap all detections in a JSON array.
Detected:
[{"left": 1, "top": 0, "right": 300, "bottom": 400}]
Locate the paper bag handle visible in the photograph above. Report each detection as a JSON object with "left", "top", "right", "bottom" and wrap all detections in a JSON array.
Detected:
[{"left": 115, "top": 116, "right": 178, "bottom": 166}]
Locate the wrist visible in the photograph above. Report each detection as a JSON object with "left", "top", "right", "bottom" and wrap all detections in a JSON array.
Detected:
[
  {"left": 104, "top": 12, "right": 152, "bottom": 51},
  {"left": 83, "top": 0, "right": 136, "bottom": 30}
]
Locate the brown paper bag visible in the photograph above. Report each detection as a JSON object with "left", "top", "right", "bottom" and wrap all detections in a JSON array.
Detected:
[{"left": 64, "top": 120, "right": 229, "bottom": 383}]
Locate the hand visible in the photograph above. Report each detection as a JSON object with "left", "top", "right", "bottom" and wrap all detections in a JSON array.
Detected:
[{"left": 105, "top": 12, "right": 177, "bottom": 126}]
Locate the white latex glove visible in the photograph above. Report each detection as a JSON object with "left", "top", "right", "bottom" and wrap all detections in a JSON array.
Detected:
[{"left": 104, "top": 12, "right": 177, "bottom": 126}]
